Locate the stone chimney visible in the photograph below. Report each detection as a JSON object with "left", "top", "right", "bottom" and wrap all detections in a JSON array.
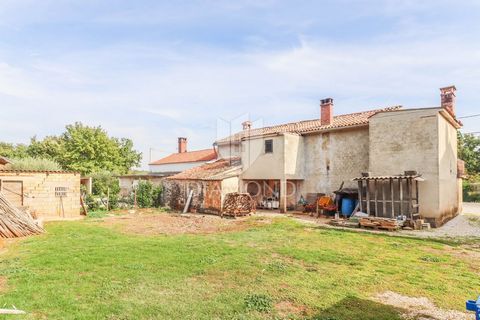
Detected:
[
  {"left": 320, "top": 98, "right": 333, "bottom": 125},
  {"left": 242, "top": 121, "right": 252, "bottom": 130},
  {"left": 178, "top": 137, "right": 187, "bottom": 153},
  {"left": 440, "top": 85, "right": 456, "bottom": 116}
]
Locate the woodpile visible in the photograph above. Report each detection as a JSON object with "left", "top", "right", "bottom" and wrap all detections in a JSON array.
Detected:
[
  {"left": 0, "top": 192, "right": 44, "bottom": 238},
  {"left": 221, "top": 193, "right": 255, "bottom": 217},
  {"left": 359, "top": 217, "right": 400, "bottom": 231}
]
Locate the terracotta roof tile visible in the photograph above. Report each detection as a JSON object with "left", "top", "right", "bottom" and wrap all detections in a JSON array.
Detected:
[
  {"left": 149, "top": 149, "right": 217, "bottom": 165},
  {"left": 167, "top": 158, "right": 241, "bottom": 181},
  {"left": 215, "top": 106, "right": 402, "bottom": 144}
]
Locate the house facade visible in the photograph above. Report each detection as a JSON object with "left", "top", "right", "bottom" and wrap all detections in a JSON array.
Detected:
[{"left": 212, "top": 86, "right": 462, "bottom": 226}]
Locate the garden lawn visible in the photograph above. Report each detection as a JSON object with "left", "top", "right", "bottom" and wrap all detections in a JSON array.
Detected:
[{"left": 0, "top": 215, "right": 479, "bottom": 320}]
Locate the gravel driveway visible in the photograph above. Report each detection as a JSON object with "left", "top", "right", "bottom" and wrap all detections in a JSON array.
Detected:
[{"left": 403, "top": 202, "right": 480, "bottom": 239}]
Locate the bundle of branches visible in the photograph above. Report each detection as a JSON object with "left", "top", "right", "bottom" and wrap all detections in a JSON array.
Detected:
[
  {"left": 0, "top": 192, "right": 44, "bottom": 238},
  {"left": 222, "top": 193, "right": 256, "bottom": 217}
]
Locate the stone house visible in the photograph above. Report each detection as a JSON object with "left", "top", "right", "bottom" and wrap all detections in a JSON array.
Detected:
[
  {"left": 0, "top": 170, "right": 81, "bottom": 219},
  {"left": 212, "top": 86, "right": 462, "bottom": 226}
]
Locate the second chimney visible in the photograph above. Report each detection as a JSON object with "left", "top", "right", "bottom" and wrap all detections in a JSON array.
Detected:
[
  {"left": 178, "top": 137, "right": 187, "bottom": 153},
  {"left": 440, "top": 85, "right": 456, "bottom": 116},
  {"left": 320, "top": 98, "right": 333, "bottom": 125},
  {"left": 242, "top": 121, "right": 252, "bottom": 130}
]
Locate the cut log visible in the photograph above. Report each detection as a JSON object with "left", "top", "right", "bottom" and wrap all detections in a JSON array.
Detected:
[{"left": 0, "top": 192, "right": 44, "bottom": 238}]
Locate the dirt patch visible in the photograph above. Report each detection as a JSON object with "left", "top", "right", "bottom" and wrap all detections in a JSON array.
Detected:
[
  {"left": 374, "top": 291, "right": 473, "bottom": 320},
  {"left": 99, "top": 211, "right": 267, "bottom": 236},
  {"left": 275, "top": 300, "right": 309, "bottom": 318}
]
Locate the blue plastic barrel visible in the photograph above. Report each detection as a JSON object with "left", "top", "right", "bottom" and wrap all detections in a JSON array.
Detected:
[{"left": 341, "top": 198, "right": 355, "bottom": 217}]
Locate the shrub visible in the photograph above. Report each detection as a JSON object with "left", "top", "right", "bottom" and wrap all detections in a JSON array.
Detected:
[
  {"left": 5, "top": 157, "right": 62, "bottom": 171},
  {"left": 133, "top": 180, "right": 163, "bottom": 208},
  {"left": 135, "top": 180, "right": 153, "bottom": 208},
  {"left": 244, "top": 294, "right": 272, "bottom": 312},
  {"left": 463, "top": 176, "right": 480, "bottom": 202},
  {"left": 152, "top": 185, "right": 163, "bottom": 207},
  {"left": 90, "top": 171, "right": 120, "bottom": 210}
]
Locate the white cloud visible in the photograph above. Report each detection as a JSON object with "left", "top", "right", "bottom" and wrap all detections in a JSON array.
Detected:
[{"left": 1, "top": 1, "right": 479, "bottom": 168}]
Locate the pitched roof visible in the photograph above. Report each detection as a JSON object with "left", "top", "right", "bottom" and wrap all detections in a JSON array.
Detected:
[
  {"left": 167, "top": 158, "right": 241, "bottom": 181},
  {"left": 149, "top": 149, "right": 217, "bottom": 165},
  {"left": 0, "top": 156, "right": 11, "bottom": 165},
  {"left": 215, "top": 106, "right": 402, "bottom": 144}
]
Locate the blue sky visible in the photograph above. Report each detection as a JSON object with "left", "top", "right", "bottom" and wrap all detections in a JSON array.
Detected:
[{"left": 0, "top": 0, "right": 479, "bottom": 168}]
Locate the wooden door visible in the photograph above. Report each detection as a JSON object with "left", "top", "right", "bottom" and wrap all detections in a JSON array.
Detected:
[{"left": 1, "top": 180, "right": 23, "bottom": 207}]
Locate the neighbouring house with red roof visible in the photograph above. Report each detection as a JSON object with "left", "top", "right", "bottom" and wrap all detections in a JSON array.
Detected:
[
  {"left": 165, "top": 86, "right": 463, "bottom": 227},
  {"left": 117, "top": 138, "right": 217, "bottom": 196},
  {"left": 149, "top": 138, "right": 217, "bottom": 174}
]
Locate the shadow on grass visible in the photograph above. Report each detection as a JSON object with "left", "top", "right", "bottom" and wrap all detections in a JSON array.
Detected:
[{"left": 309, "top": 296, "right": 404, "bottom": 320}]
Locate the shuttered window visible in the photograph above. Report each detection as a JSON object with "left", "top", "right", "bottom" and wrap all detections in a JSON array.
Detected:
[{"left": 265, "top": 139, "right": 273, "bottom": 153}]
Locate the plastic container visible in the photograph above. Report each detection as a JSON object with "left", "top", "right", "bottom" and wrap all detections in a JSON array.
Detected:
[{"left": 341, "top": 198, "right": 355, "bottom": 217}]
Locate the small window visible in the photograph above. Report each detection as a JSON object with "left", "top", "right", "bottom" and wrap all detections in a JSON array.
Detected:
[
  {"left": 265, "top": 139, "right": 273, "bottom": 153},
  {"left": 55, "top": 187, "right": 68, "bottom": 197}
]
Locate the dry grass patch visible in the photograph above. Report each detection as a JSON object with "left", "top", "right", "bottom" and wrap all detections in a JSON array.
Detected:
[
  {"left": 375, "top": 291, "right": 473, "bottom": 320},
  {"left": 98, "top": 211, "right": 269, "bottom": 235}
]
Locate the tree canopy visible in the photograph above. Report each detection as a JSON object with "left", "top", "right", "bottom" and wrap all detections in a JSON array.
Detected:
[
  {"left": 0, "top": 122, "right": 142, "bottom": 175},
  {"left": 458, "top": 132, "right": 480, "bottom": 176}
]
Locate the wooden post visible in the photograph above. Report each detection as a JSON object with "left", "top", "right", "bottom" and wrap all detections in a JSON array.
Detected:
[
  {"left": 374, "top": 180, "right": 378, "bottom": 217},
  {"left": 399, "top": 178, "right": 403, "bottom": 216},
  {"left": 406, "top": 179, "right": 411, "bottom": 219},
  {"left": 390, "top": 178, "right": 394, "bottom": 218},
  {"left": 106, "top": 187, "right": 110, "bottom": 211},
  {"left": 357, "top": 180, "right": 363, "bottom": 212},
  {"left": 415, "top": 180, "right": 419, "bottom": 214},
  {"left": 382, "top": 180, "right": 386, "bottom": 217},
  {"left": 134, "top": 188, "right": 137, "bottom": 208},
  {"left": 366, "top": 180, "right": 370, "bottom": 215}
]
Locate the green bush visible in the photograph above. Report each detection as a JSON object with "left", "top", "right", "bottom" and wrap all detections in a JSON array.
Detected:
[
  {"left": 152, "top": 185, "right": 162, "bottom": 207},
  {"left": 90, "top": 171, "right": 120, "bottom": 210},
  {"left": 5, "top": 157, "right": 62, "bottom": 171},
  {"left": 135, "top": 180, "right": 153, "bottom": 208},
  {"left": 133, "top": 180, "right": 163, "bottom": 208},
  {"left": 463, "top": 176, "right": 480, "bottom": 202}
]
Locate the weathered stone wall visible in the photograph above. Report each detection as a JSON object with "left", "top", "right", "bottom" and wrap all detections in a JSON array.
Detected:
[
  {"left": 437, "top": 113, "right": 460, "bottom": 225},
  {"left": 162, "top": 179, "right": 223, "bottom": 213},
  {"left": 368, "top": 108, "right": 460, "bottom": 226},
  {"left": 301, "top": 127, "right": 370, "bottom": 195},
  {"left": 0, "top": 171, "right": 81, "bottom": 219}
]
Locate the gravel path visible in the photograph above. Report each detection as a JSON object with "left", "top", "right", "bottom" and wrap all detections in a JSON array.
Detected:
[
  {"left": 402, "top": 202, "right": 480, "bottom": 239},
  {"left": 463, "top": 202, "right": 480, "bottom": 215}
]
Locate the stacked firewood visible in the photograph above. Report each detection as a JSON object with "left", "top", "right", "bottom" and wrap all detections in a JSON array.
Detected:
[
  {"left": 359, "top": 217, "right": 400, "bottom": 231},
  {"left": 0, "top": 192, "right": 44, "bottom": 238},
  {"left": 221, "top": 193, "right": 256, "bottom": 217}
]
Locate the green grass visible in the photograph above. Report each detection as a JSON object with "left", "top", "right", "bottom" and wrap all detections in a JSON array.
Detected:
[{"left": 0, "top": 216, "right": 479, "bottom": 319}]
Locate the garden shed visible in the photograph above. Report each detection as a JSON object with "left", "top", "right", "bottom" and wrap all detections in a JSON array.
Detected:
[
  {"left": 0, "top": 170, "right": 81, "bottom": 219},
  {"left": 162, "top": 159, "right": 241, "bottom": 214}
]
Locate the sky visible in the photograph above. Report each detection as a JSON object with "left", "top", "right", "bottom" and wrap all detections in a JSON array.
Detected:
[{"left": 0, "top": 0, "right": 479, "bottom": 169}]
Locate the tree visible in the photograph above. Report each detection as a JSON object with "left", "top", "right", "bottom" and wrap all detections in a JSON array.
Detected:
[
  {"left": 0, "top": 142, "right": 28, "bottom": 159},
  {"left": 27, "top": 136, "right": 64, "bottom": 161},
  {"left": 458, "top": 132, "right": 480, "bottom": 176}
]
